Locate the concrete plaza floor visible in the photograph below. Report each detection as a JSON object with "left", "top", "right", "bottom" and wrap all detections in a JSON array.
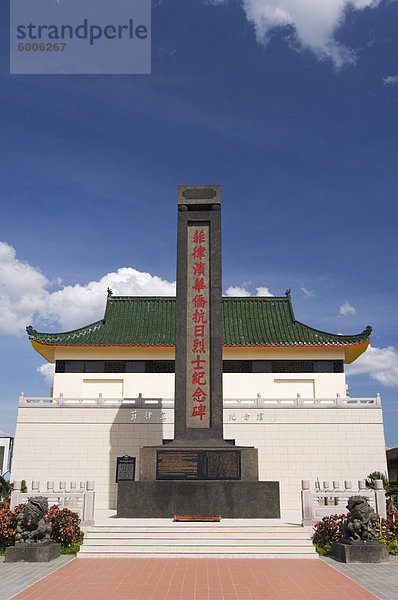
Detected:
[
  {"left": 0, "top": 555, "right": 397, "bottom": 600},
  {"left": 322, "top": 555, "right": 398, "bottom": 600},
  {"left": 0, "top": 555, "right": 73, "bottom": 600}
]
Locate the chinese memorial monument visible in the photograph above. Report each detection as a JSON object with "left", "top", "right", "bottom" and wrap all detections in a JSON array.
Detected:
[
  {"left": 117, "top": 185, "right": 280, "bottom": 518},
  {"left": 16, "top": 180, "right": 386, "bottom": 535}
]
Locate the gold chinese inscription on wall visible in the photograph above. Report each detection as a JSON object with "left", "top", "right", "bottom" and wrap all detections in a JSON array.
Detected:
[{"left": 186, "top": 225, "right": 210, "bottom": 428}]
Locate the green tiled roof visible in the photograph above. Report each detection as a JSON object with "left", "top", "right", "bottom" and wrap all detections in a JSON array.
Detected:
[{"left": 26, "top": 294, "right": 372, "bottom": 348}]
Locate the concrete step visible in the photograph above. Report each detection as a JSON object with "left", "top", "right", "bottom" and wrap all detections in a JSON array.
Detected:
[
  {"left": 85, "top": 525, "right": 312, "bottom": 532},
  {"left": 78, "top": 552, "right": 318, "bottom": 559},
  {"left": 82, "top": 539, "right": 314, "bottom": 548},
  {"left": 77, "top": 523, "right": 318, "bottom": 559},
  {"left": 84, "top": 531, "right": 311, "bottom": 540}
]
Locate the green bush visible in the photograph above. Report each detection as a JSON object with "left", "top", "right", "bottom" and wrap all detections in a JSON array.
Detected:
[
  {"left": 378, "top": 509, "right": 398, "bottom": 554},
  {"left": 60, "top": 541, "right": 84, "bottom": 555},
  {"left": 386, "top": 539, "right": 398, "bottom": 555}
]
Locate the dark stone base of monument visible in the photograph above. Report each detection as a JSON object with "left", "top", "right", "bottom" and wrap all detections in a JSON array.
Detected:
[
  {"left": 333, "top": 542, "right": 389, "bottom": 563},
  {"left": 117, "top": 480, "right": 280, "bottom": 519},
  {"left": 5, "top": 542, "right": 61, "bottom": 563}
]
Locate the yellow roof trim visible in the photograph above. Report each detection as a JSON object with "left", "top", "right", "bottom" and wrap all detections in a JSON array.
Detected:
[
  {"left": 344, "top": 339, "right": 370, "bottom": 364},
  {"left": 32, "top": 337, "right": 370, "bottom": 366},
  {"left": 31, "top": 340, "right": 56, "bottom": 363}
]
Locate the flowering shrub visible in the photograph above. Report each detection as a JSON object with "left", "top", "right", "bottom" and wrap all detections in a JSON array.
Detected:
[
  {"left": 0, "top": 501, "right": 83, "bottom": 551},
  {"left": 48, "top": 505, "right": 83, "bottom": 548},
  {"left": 312, "top": 514, "right": 347, "bottom": 555},
  {"left": 379, "top": 509, "right": 398, "bottom": 540},
  {"left": 378, "top": 510, "right": 398, "bottom": 555},
  {"left": 0, "top": 499, "right": 25, "bottom": 551}
]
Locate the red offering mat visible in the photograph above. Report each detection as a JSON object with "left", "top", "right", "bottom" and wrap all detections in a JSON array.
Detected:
[{"left": 173, "top": 515, "right": 221, "bottom": 522}]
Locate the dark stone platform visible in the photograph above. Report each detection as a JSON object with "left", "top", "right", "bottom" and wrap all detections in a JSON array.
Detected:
[
  {"left": 5, "top": 542, "right": 61, "bottom": 563},
  {"left": 333, "top": 541, "right": 389, "bottom": 563},
  {"left": 117, "top": 480, "right": 280, "bottom": 518}
]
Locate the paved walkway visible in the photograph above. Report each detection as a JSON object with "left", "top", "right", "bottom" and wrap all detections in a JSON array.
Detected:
[
  {"left": 322, "top": 555, "right": 398, "bottom": 600},
  {"left": 0, "top": 555, "right": 73, "bottom": 600},
  {"left": 1, "top": 556, "right": 397, "bottom": 600}
]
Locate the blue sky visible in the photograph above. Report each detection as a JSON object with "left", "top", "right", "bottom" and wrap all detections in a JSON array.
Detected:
[{"left": 1, "top": 0, "right": 397, "bottom": 448}]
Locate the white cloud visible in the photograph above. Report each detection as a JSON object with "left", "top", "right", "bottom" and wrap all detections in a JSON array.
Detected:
[
  {"left": 0, "top": 242, "right": 49, "bottom": 336},
  {"left": 225, "top": 285, "right": 251, "bottom": 297},
  {"left": 346, "top": 345, "right": 398, "bottom": 387},
  {"left": 210, "top": 0, "right": 381, "bottom": 67},
  {"left": 0, "top": 241, "right": 176, "bottom": 336},
  {"left": 383, "top": 75, "right": 398, "bottom": 86},
  {"left": 255, "top": 287, "right": 274, "bottom": 297},
  {"left": 44, "top": 267, "right": 176, "bottom": 331},
  {"left": 37, "top": 363, "right": 55, "bottom": 385},
  {"left": 225, "top": 285, "right": 274, "bottom": 297},
  {"left": 301, "top": 286, "right": 314, "bottom": 297},
  {"left": 339, "top": 301, "right": 356, "bottom": 316}
]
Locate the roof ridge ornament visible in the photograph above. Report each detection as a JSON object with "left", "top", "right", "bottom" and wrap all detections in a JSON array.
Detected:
[
  {"left": 26, "top": 325, "right": 37, "bottom": 337},
  {"left": 107, "top": 287, "right": 113, "bottom": 297}
]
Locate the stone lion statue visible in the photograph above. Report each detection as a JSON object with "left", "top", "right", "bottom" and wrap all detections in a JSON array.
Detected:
[
  {"left": 341, "top": 495, "right": 378, "bottom": 545},
  {"left": 15, "top": 496, "right": 52, "bottom": 545}
]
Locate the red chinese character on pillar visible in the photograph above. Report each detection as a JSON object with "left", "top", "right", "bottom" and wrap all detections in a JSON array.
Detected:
[
  {"left": 191, "top": 355, "right": 206, "bottom": 370},
  {"left": 192, "top": 404, "right": 206, "bottom": 420},
  {"left": 192, "top": 339, "right": 205, "bottom": 354},
  {"left": 192, "top": 246, "right": 206, "bottom": 260},
  {"left": 192, "top": 295, "right": 207, "bottom": 308},
  {"left": 192, "top": 278, "right": 205, "bottom": 292},
  {"left": 192, "top": 387, "right": 207, "bottom": 402},
  {"left": 192, "top": 371, "right": 207, "bottom": 385},
  {"left": 193, "top": 262, "right": 205, "bottom": 276},
  {"left": 194, "top": 325, "right": 205, "bottom": 337},
  {"left": 192, "top": 310, "right": 207, "bottom": 324},
  {"left": 193, "top": 230, "right": 206, "bottom": 244}
]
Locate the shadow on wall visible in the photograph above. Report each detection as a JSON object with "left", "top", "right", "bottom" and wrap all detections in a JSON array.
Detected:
[{"left": 109, "top": 403, "right": 171, "bottom": 510}]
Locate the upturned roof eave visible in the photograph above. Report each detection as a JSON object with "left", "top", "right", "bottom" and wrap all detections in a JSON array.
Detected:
[{"left": 27, "top": 295, "right": 372, "bottom": 364}]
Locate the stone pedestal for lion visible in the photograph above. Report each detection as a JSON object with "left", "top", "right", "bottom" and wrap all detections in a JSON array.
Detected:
[
  {"left": 333, "top": 495, "right": 389, "bottom": 564},
  {"left": 5, "top": 542, "right": 61, "bottom": 563},
  {"left": 333, "top": 541, "right": 388, "bottom": 563},
  {"left": 5, "top": 496, "right": 61, "bottom": 563}
]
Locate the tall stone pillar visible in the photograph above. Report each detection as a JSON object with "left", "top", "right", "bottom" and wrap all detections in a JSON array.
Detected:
[
  {"left": 172, "top": 185, "right": 225, "bottom": 446},
  {"left": 116, "top": 185, "right": 280, "bottom": 519}
]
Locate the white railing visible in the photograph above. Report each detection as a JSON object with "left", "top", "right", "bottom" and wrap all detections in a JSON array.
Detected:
[
  {"left": 10, "top": 480, "right": 95, "bottom": 526},
  {"left": 19, "top": 393, "right": 381, "bottom": 409},
  {"left": 301, "top": 479, "right": 387, "bottom": 525}
]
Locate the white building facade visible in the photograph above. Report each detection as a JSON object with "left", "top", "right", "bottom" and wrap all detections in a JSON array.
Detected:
[{"left": 11, "top": 293, "right": 387, "bottom": 521}]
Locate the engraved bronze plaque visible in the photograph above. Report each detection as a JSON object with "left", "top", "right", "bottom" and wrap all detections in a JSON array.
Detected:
[
  {"left": 206, "top": 451, "right": 240, "bottom": 480},
  {"left": 156, "top": 450, "right": 241, "bottom": 480},
  {"left": 157, "top": 450, "right": 199, "bottom": 480}
]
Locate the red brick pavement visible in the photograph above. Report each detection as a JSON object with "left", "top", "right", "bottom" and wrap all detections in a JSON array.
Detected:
[{"left": 12, "top": 558, "right": 378, "bottom": 600}]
